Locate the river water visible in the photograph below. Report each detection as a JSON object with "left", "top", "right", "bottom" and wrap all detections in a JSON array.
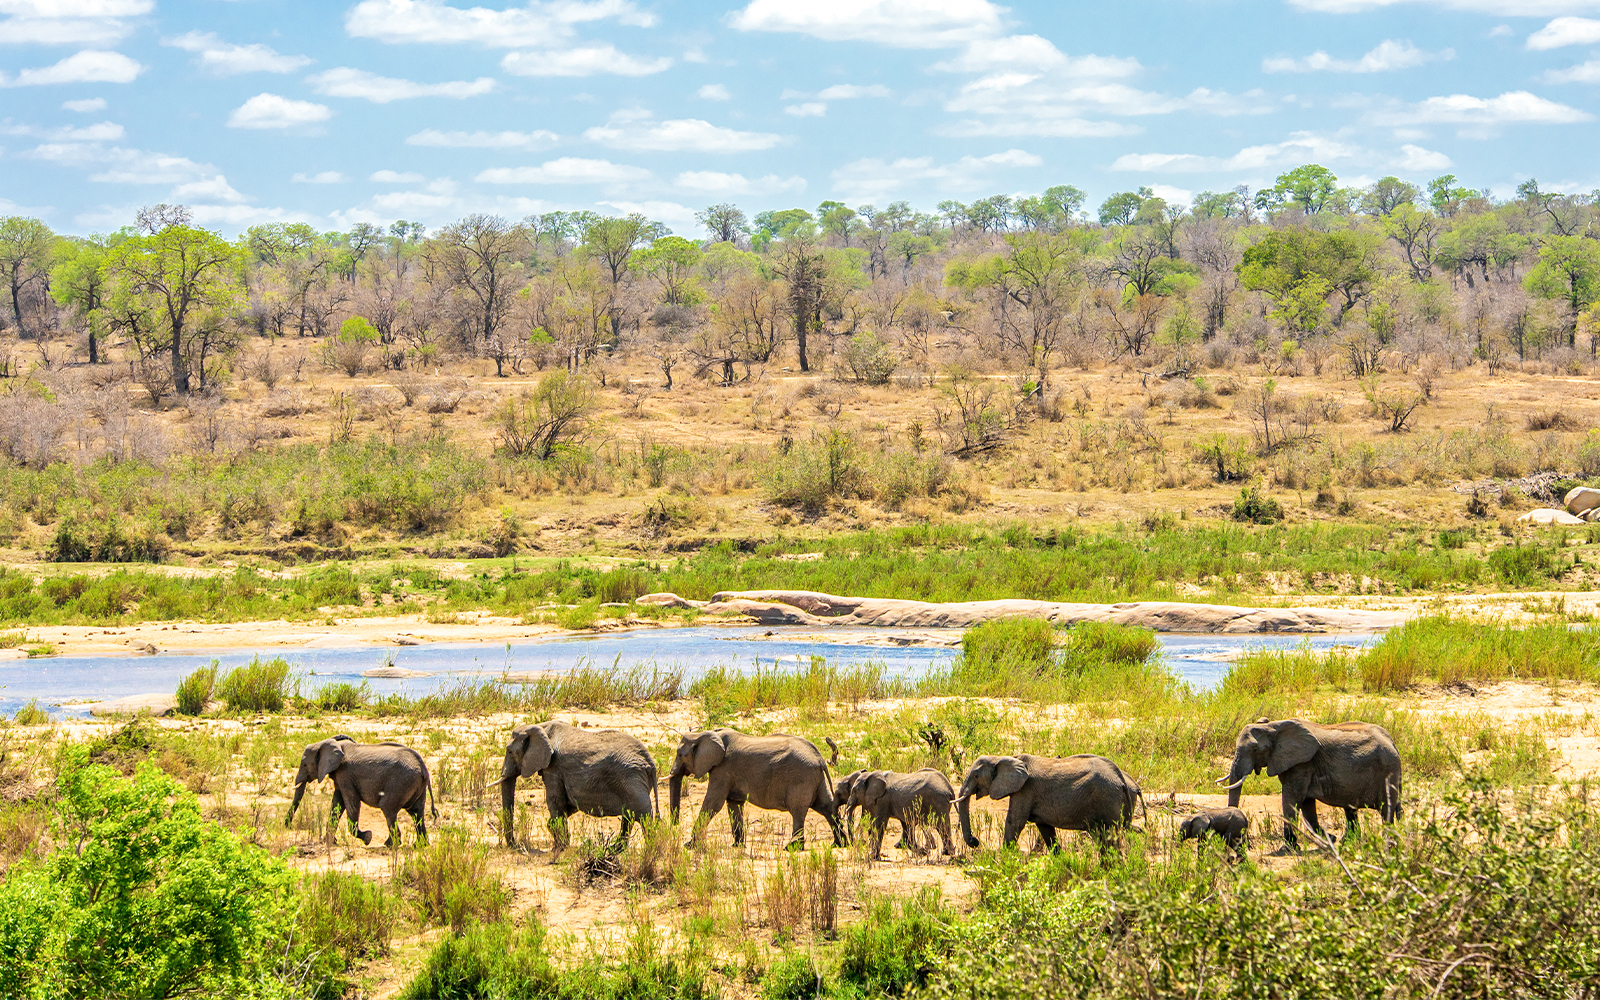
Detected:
[{"left": 0, "top": 627, "right": 1376, "bottom": 719}]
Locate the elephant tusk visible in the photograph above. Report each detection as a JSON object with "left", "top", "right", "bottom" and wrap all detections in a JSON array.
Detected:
[{"left": 1216, "top": 776, "right": 1247, "bottom": 790}]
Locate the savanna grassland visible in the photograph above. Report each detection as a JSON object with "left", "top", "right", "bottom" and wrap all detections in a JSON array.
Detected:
[{"left": 8, "top": 182, "right": 1600, "bottom": 997}]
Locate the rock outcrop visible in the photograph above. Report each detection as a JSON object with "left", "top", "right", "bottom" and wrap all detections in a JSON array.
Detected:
[
  {"left": 691, "top": 590, "right": 1405, "bottom": 633},
  {"left": 1518, "top": 508, "right": 1587, "bottom": 525},
  {"left": 636, "top": 592, "right": 707, "bottom": 609},
  {"left": 1566, "top": 486, "right": 1600, "bottom": 516}
]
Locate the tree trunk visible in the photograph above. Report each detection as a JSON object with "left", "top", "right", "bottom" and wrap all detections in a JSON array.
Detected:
[
  {"left": 171, "top": 320, "right": 189, "bottom": 395},
  {"left": 8, "top": 270, "right": 24, "bottom": 339}
]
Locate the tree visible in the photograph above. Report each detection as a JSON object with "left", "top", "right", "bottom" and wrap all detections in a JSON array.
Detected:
[
  {"left": 104, "top": 220, "right": 242, "bottom": 395},
  {"left": 1427, "top": 174, "right": 1477, "bottom": 217},
  {"left": 751, "top": 208, "right": 812, "bottom": 250},
  {"left": 426, "top": 214, "right": 528, "bottom": 365},
  {"left": 1238, "top": 228, "right": 1380, "bottom": 335},
  {"left": 1361, "top": 176, "right": 1420, "bottom": 217},
  {"left": 1382, "top": 203, "right": 1441, "bottom": 282},
  {"left": 493, "top": 369, "right": 597, "bottom": 459},
  {"left": 1526, "top": 235, "right": 1600, "bottom": 347},
  {"left": 817, "top": 201, "right": 859, "bottom": 243},
  {"left": 696, "top": 203, "right": 749, "bottom": 244},
  {"left": 947, "top": 229, "right": 1093, "bottom": 384},
  {"left": 632, "top": 235, "right": 703, "bottom": 306},
  {"left": 0, "top": 216, "right": 54, "bottom": 338},
  {"left": 581, "top": 213, "right": 662, "bottom": 339},
  {"left": 1191, "top": 190, "right": 1244, "bottom": 220},
  {"left": 50, "top": 233, "right": 113, "bottom": 363},
  {"left": 768, "top": 226, "right": 827, "bottom": 371},
  {"left": 1255, "top": 165, "right": 1339, "bottom": 215},
  {"left": 1098, "top": 190, "right": 1147, "bottom": 227}
]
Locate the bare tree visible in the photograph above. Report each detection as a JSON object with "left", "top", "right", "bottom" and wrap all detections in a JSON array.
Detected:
[{"left": 426, "top": 215, "right": 528, "bottom": 367}]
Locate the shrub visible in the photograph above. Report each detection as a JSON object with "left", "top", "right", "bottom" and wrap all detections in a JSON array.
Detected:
[
  {"left": 1231, "top": 483, "right": 1284, "bottom": 524},
  {"left": 217, "top": 657, "right": 294, "bottom": 712},
  {"left": 840, "top": 330, "right": 900, "bottom": 385},
  {"left": 13, "top": 699, "right": 49, "bottom": 725},
  {"left": 836, "top": 887, "right": 951, "bottom": 996},
  {"left": 313, "top": 680, "right": 370, "bottom": 712},
  {"left": 403, "top": 827, "right": 511, "bottom": 933},
  {"left": 175, "top": 662, "right": 217, "bottom": 716},
  {"left": 956, "top": 617, "right": 1058, "bottom": 684},
  {"left": 1488, "top": 543, "right": 1555, "bottom": 587},
  {"left": 493, "top": 370, "right": 597, "bottom": 460},
  {"left": 298, "top": 869, "right": 401, "bottom": 974}
]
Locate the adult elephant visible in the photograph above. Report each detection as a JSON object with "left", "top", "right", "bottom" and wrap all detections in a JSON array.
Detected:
[
  {"left": 286, "top": 735, "right": 436, "bottom": 848},
  {"left": 958, "top": 754, "right": 1140, "bottom": 851},
  {"left": 850, "top": 768, "right": 956, "bottom": 858},
  {"left": 668, "top": 728, "right": 847, "bottom": 848},
  {"left": 1220, "top": 718, "right": 1401, "bottom": 850},
  {"left": 499, "top": 721, "right": 658, "bottom": 853}
]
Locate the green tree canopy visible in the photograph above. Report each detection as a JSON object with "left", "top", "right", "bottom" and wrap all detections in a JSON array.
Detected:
[{"left": 1238, "top": 228, "right": 1380, "bottom": 334}]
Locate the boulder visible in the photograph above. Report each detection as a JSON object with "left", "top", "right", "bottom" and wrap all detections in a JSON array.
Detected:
[
  {"left": 1566, "top": 486, "right": 1600, "bottom": 516},
  {"left": 636, "top": 592, "right": 706, "bottom": 609},
  {"left": 700, "top": 599, "right": 825, "bottom": 626},
  {"left": 1518, "top": 508, "right": 1586, "bottom": 525},
  {"left": 83, "top": 693, "right": 178, "bottom": 717},
  {"left": 362, "top": 665, "right": 434, "bottom": 678}
]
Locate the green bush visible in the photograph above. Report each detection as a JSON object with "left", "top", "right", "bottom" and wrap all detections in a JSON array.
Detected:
[
  {"left": 298, "top": 869, "right": 401, "bottom": 989},
  {"left": 0, "top": 757, "right": 311, "bottom": 1000},
  {"left": 835, "top": 887, "right": 951, "bottom": 996},
  {"left": 1230, "top": 483, "right": 1284, "bottom": 524},
  {"left": 403, "top": 827, "right": 511, "bottom": 932},
  {"left": 217, "top": 657, "right": 295, "bottom": 712},
  {"left": 175, "top": 662, "right": 218, "bottom": 715},
  {"left": 314, "top": 680, "right": 370, "bottom": 712},
  {"left": 1488, "top": 543, "right": 1556, "bottom": 587},
  {"left": 13, "top": 699, "right": 49, "bottom": 725}
]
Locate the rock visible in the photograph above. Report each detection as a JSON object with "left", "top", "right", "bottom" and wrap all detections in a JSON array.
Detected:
[
  {"left": 1586, "top": 508, "right": 1600, "bottom": 523},
  {"left": 1518, "top": 508, "right": 1587, "bottom": 525},
  {"left": 1566, "top": 486, "right": 1600, "bottom": 516},
  {"left": 707, "top": 591, "right": 1406, "bottom": 633},
  {"left": 701, "top": 599, "right": 826, "bottom": 626},
  {"left": 361, "top": 666, "right": 434, "bottom": 678},
  {"left": 635, "top": 592, "right": 707, "bottom": 609},
  {"left": 83, "top": 693, "right": 178, "bottom": 717}
]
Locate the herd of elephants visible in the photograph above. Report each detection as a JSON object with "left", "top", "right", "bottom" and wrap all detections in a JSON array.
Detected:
[{"left": 284, "top": 716, "right": 1405, "bottom": 859}]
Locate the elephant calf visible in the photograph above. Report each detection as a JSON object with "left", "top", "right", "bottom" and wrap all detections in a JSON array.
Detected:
[
  {"left": 1178, "top": 807, "right": 1248, "bottom": 856},
  {"left": 669, "top": 728, "right": 846, "bottom": 849},
  {"left": 847, "top": 769, "right": 956, "bottom": 859},
  {"left": 499, "top": 720, "right": 658, "bottom": 854},
  {"left": 286, "top": 735, "right": 437, "bottom": 848},
  {"left": 959, "top": 753, "right": 1140, "bottom": 852}
]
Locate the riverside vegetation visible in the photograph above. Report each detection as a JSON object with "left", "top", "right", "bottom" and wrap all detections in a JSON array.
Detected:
[{"left": 3, "top": 618, "right": 1600, "bottom": 997}]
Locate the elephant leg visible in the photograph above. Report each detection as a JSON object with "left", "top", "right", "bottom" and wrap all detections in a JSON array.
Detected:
[
  {"left": 1342, "top": 806, "right": 1360, "bottom": 842},
  {"left": 1279, "top": 790, "right": 1300, "bottom": 850},
  {"left": 326, "top": 790, "right": 345, "bottom": 846},
  {"left": 1001, "top": 800, "right": 1029, "bottom": 848},
  {"left": 727, "top": 796, "right": 746, "bottom": 847},
  {"left": 613, "top": 811, "right": 635, "bottom": 853},
  {"left": 547, "top": 810, "right": 571, "bottom": 854},
  {"left": 937, "top": 813, "right": 955, "bottom": 856},
  {"left": 341, "top": 784, "right": 371, "bottom": 845},
  {"left": 691, "top": 777, "right": 732, "bottom": 846},
  {"left": 382, "top": 806, "right": 401, "bottom": 849},
  {"left": 1301, "top": 799, "right": 1329, "bottom": 845},
  {"left": 409, "top": 803, "right": 429, "bottom": 845},
  {"left": 1034, "top": 823, "right": 1058, "bottom": 853},
  {"left": 787, "top": 805, "right": 808, "bottom": 850}
]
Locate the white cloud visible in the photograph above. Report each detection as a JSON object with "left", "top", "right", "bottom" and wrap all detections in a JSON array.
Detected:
[
  {"left": 0, "top": 49, "right": 142, "bottom": 86},
  {"left": 941, "top": 69, "right": 1268, "bottom": 137},
  {"left": 61, "top": 96, "right": 105, "bottom": 111},
  {"left": 475, "top": 157, "right": 651, "bottom": 184},
  {"left": 831, "top": 148, "right": 1041, "bottom": 200},
  {"left": 1529, "top": 16, "right": 1600, "bottom": 49},
  {"left": 171, "top": 175, "right": 247, "bottom": 203},
  {"left": 292, "top": 170, "right": 346, "bottom": 183},
  {"left": 227, "top": 93, "right": 333, "bottom": 129},
  {"left": 1147, "top": 184, "right": 1193, "bottom": 205},
  {"left": 371, "top": 169, "right": 426, "bottom": 182},
  {"left": 406, "top": 127, "right": 557, "bottom": 148},
  {"left": 187, "top": 204, "right": 317, "bottom": 229},
  {"left": 583, "top": 113, "right": 783, "bottom": 152},
  {"left": 501, "top": 44, "right": 670, "bottom": 76},
  {"left": 308, "top": 67, "right": 494, "bottom": 102},
  {"left": 345, "top": 0, "right": 655, "bottom": 47},
  {"left": 1489, "top": 24, "right": 1514, "bottom": 37},
  {"left": 1372, "top": 90, "right": 1592, "bottom": 125},
  {"left": 1545, "top": 58, "right": 1600, "bottom": 82},
  {"left": 1262, "top": 40, "right": 1451, "bottom": 73},
  {"left": 817, "top": 83, "right": 890, "bottom": 99},
  {"left": 674, "top": 170, "right": 806, "bottom": 195},
  {"left": 0, "top": 119, "right": 122, "bottom": 140},
  {"left": 0, "top": 0, "right": 150, "bottom": 46},
  {"left": 1395, "top": 143, "right": 1453, "bottom": 170},
  {"left": 596, "top": 198, "right": 697, "bottom": 230},
  {"left": 730, "top": 0, "right": 1005, "bottom": 48},
  {"left": 1109, "top": 133, "right": 1365, "bottom": 173},
  {"left": 697, "top": 83, "right": 730, "bottom": 100},
  {"left": 26, "top": 139, "right": 219, "bottom": 186},
  {"left": 931, "top": 35, "right": 1141, "bottom": 77},
  {"left": 163, "top": 31, "right": 311, "bottom": 75},
  {"left": 785, "top": 101, "right": 827, "bottom": 117}
]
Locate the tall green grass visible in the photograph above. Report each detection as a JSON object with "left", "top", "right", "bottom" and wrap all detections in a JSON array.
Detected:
[
  {"left": 174, "top": 663, "right": 217, "bottom": 715},
  {"left": 1356, "top": 617, "right": 1600, "bottom": 690},
  {"left": 216, "top": 657, "right": 295, "bottom": 712}
]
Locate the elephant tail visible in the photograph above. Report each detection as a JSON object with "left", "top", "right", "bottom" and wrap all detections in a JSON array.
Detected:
[
  {"left": 423, "top": 758, "right": 439, "bottom": 820},
  {"left": 651, "top": 760, "right": 661, "bottom": 820}
]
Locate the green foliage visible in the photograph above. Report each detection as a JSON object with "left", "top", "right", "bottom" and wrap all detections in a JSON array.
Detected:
[
  {"left": 1230, "top": 484, "right": 1284, "bottom": 524},
  {"left": 1255, "top": 163, "right": 1340, "bottom": 214},
  {"left": 296, "top": 870, "right": 401, "bottom": 990},
  {"left": 338, "top": 315, "right": 378, "bottom": 342},
  {"left": 1238, "top": 227, "right": 1379, "bottom": 333},
  {"left": 175, "top": 662, "right": 218, "bottom": 715},
  {"left": 1488, "top": 543, "right": 1556, "bottom": 587},
  {"left": 839, "top": 330, "right": 899, "bottom": 385},
  {"left": 0, "top": 758, "right": 306, "bottom": 1000},
  {"left": 13, "top": 699, "right": 49, "bottom": 725},
  {"left": 764, "top": 430, "right": 951, "bottom": 513},
  {"left": 493, "top": 370, "right": 598, "bottom": 461},
  {"left": 313, "top": 680, "right": 370, "bottom": 712},
  {"left": 403, "top": 827, "right": 511, "bottom": 933},
  {"left": 217, "top": 656, "right": 294, "bottom": 712},
  {"left": 1355, "top": 616, "right": 1600, "bottom": 691},
  {"left": 47, "top": 516, "right": 169, "bottom": 563}
]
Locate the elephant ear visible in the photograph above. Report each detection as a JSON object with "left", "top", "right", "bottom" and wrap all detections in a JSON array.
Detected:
[
  {"left": 862, "top": 772, "right": 890, "bottom": 808},
  {"left": 989, "top": 757, "right": 1029, "bottom": 799},
  {"left": 315, "top": 739, "right": 346, "bottom": 781},
  {"left": 520, "top": 725, "right": 554, "bottom": 776},
  {"left": 1266, "top": 720, "right": 1320, "bottom": 777},
  {"left": 691, "top": 732, "right": 727, "bottom": 777}
]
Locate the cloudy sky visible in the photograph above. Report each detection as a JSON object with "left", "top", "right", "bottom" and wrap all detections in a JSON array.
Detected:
[{"left": 4, "top": 0, "right": 1600, "bottom": 235}]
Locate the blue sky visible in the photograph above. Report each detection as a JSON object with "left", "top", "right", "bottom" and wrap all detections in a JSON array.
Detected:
[{"left": 5, "top": 0, "right": 1600, "bottom": 235}]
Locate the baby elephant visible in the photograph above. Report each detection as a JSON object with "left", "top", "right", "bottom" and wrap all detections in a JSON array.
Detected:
[
  {"left": 849, "top": 769, "right": 957, "bottom": 859},
  {"left": 286, "top": 735, "right": 437, "bottom": 848},
  {"left": 1178, "top": 807, "right": 1249, "bottom": 856}
]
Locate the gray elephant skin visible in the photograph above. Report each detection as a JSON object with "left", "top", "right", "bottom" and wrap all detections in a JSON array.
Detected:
[
  {"left": 1178, "top": 807, "right": 1249, "bottom": 854},
  {"left": 669, "top": 728, "right": 847, "bottom": 848},
  {"left": 958, "top": 753, "right": 1140, "bottom": 850},
  {"left": 499, "top": 720, "right": 658, "bottom": 853},
  {"left": 847, "top": 768, "right": 956, "bottom": 858},
  {"left": 286, "top": 735, "right": 437, "bottom": 847},
  {"left": 1222, "top": 717, "right": 1401, "bottom": 849}
]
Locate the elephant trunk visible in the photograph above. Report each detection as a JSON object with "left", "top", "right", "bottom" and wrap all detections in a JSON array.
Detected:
[
  {"left": 286, "top": 781, "right": 306, "bottom": 826},
  {"left": 500, "top": 776, "right": 518, "bottom": 847},
  {"left": 957, "top": 789, "right": 979, "bottom": 849},
  {"left": 668, "top": 762, "right": 686, "bottom": 825},
  {"left": 1223, "top": 753, "right": 1251, "bottom": 809}
]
